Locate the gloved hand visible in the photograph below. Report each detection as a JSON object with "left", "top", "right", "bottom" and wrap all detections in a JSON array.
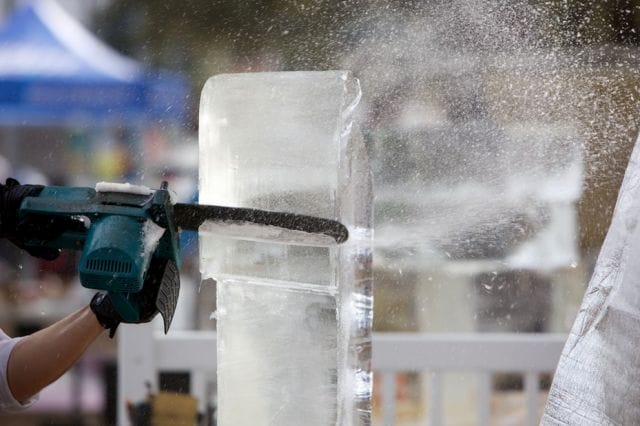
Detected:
[
  {"left": 0, "top": 178, "right": 61, "bottom": 260},
  {"left": 89, "top": 257, "right": 173, "bottom": 338},
  {"left": 90, "top": 290, "right": 161, "bottom": 338},
  {"left": 89, "top": 293, "right": 122, "bottom": 338}
]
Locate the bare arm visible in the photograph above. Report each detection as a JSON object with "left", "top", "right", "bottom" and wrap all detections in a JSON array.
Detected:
[{"left": 6, "top": 306, "right": 103, "bottom": 403}]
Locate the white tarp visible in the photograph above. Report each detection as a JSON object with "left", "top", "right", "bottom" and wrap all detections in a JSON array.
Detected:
[{"left": 542, "top": 135, "right": 640, "bottom": 425}]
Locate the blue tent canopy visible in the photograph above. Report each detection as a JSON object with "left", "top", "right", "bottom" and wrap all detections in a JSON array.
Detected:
[{"left": 0, "top": 1, "right": 187, "bottom": 126}]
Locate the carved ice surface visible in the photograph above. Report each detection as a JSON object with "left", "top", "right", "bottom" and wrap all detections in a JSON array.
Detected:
[{"left": 198, "top": 72, "right": 372, "bottom": 426}]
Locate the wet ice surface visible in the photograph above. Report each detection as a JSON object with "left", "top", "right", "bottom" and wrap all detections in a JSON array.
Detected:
[
  {"left": 216, "top": 278, "right": 338, "bottom": 426},
  {"left": 199, "top": 71, "right": 372, "bottom": 426}
]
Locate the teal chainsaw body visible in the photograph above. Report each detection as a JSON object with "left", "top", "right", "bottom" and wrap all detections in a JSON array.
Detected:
[{"left": 18, "top": 183, "right": 180, "bottom": 332}]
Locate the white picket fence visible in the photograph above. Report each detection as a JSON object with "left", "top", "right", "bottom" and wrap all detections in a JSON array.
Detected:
[
  {"left": 118, "top": 326, "right": 566, "bottom": 425},
  {"left": 374, "top": 333, "right": 566, "bottom": 426}
]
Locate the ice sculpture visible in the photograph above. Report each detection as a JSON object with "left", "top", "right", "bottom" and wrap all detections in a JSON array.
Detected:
[
  {"left": 542, "top": 135, "right": 640, "bottom": 424},
  {"left": 198, "top": 72, "right": 373, "bottom": 426}
]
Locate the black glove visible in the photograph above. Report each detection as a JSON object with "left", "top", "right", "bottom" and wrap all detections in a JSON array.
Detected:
[
  {"left": 89, "top": 258, "right": 173, "bottom": 338},
  {"left": 90, "top": 290, "right": 162, "bottom": 338},
  {"left": 0, "top": 178, "right": 60, "bottom": 260},
  {"left": 89, "top": 292, "right": 122, "bottom": 338}
]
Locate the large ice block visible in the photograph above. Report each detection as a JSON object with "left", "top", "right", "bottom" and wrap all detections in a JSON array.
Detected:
[{"left": 199, "top": 72, "right": 373, "bottom": 426}]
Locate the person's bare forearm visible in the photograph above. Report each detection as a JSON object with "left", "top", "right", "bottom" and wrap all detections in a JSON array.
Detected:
[{"left": 6, "top": 306, "right": 103, "bottom": 402}]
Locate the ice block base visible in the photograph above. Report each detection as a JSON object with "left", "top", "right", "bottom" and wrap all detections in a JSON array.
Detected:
[{"left": 217, "top": 278, "right": 337, "bottom": 425}]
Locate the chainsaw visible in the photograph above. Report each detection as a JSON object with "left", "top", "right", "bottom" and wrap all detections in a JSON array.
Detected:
[{"left": 17, "top": 181, "right": 348, "bottom": 333}]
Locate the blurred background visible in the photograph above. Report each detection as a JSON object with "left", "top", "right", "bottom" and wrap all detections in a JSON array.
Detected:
[{"left": 1, "top": 0, "right": 640, "bottom": 425}]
